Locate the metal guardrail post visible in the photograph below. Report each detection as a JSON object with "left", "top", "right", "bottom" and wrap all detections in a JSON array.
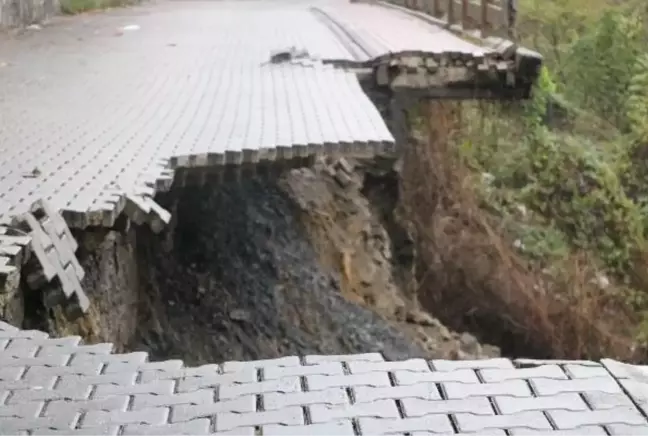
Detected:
[
  {"left": 447, "top": 0, "right": 454, "bottom": 25},
  {"left": 381, "top": 0, "right": 512, "bottom": 39},
  {"left": 432, "top": 0, "right": 441, "bottom": 18},
  {"left": 461, "top": 0, "right": 468, "bottom": 29},
  {"left": 481, "top": 0, "right": 488, "bottom": 34}
]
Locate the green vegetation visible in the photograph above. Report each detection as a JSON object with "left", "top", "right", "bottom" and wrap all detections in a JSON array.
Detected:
[
  {"left": 456, "top": 0, "right": 648, "bottom": 355},
  {"left": 60, "top": 0, "right": 135, "bottom": 15}
]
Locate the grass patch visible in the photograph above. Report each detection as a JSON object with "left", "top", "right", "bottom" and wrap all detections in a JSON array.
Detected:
[{"left": 402, "top": 0, "right": 648, "bottom": 360}]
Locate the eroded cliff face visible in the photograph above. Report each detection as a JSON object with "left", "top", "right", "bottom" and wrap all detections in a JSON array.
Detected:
[{"left": 21, "top": 157, "right": 499, "bottom": 364}]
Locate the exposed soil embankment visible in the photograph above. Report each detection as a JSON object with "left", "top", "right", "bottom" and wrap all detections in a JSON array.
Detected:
[{"left": 20, "top": 157, "right": 500, "bottom": 364}]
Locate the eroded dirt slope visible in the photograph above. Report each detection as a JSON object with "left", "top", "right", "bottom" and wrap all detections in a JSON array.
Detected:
[{"left": 23, "top": 158, "right": 499, "bottom": 364}]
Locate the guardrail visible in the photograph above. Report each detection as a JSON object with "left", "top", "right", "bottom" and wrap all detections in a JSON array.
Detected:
[{"left": 384, "top": 0, "right": 514, "bottom": 38}]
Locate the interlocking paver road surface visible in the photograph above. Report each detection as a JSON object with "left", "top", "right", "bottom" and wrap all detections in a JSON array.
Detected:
[
  {"left": 2, "top": 320, "right": 648, "bottom": 435},
  {"left": 0, "top": 0, "right": 509, "bottom": 229},
  {"left": 5, "top": 0, "right": 470, "bottom": 228}
]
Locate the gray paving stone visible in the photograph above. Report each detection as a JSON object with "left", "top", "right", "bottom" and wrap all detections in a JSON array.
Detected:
[
  {"left": 607, "top": 423, "right": 648, "bottom": 435},
  {"left": 508, "top": 426, "right": 607, "bottom": 435},
  {"left": 353, "top": 382, "right": 442, "bottom": 403},
  {"left": 263, "top": 420, "right": 355, "bottom": 436},
  {"left": 103, "top": 359, "right": 184, "bottom": 375},
  {"left": 432, "top": 358, "right": 514, "bottom": 371},
  {"left": 81, "top": 407, "right": 170, "bottom": 427},
  {"left": 94, "top": 379, "right": 175, "bottom": 398},
  {"left": 564, "top": 363, "right": 610, "bottom": 379},
  {"left": 264, "top": 362, "right": 344, "bottom": 380},
  {"left": 618, "top": 379, "right": 648, "bottom": 404},
  {"left": 214, "top": 427, "right": 255, "bottom": 436},
  {"left": 494, "top": 393, "right": 588, "bottom": 414},
  {"left": 264, "top": 387, "right": 349, "bottom": 410},
  {"left": 140, "top": 364, "right": 220, "bottom": 383},
  {"left": 123, "top": 419, "right": 211, "bottom": 435},
  {"left": 347, "top": 358, "right": 430, "bottom": 374},
  {"left": 358, "top": 415, "right": 455, "bottom": 435},
  {"left": 307, "top": 372, "right": 392, "bottom": 391},
  {"left": 0, "top": 1, "right": 396, "bottom": 231},
  {"left": 548, "top": 407, "right": 647, "bottom": 429},
  {"left": 444, "top": 379, "right": 533, "bottom": 399},
  {"left": 132, "top": 389, "right": 213, "bottom": 410},
  {"left": 480, "top": 364, "right": 568, "bottom": 382},
  {"left": 176, "top": 369, "right": 257, "bottom": 392},
  {"left": 222, "top": 356, "right": 301, "bottom": 372},
  {"left": 216, "top": 407, "right": 304, "bottom": 432},
  {"left": 304, "top": 353, "right": 384, "bottom": 364},
  {"left": 219, "top": 377, "right": 301, "bottom": 400},
  {"left": 4, "top": 313, "right": 648, "bottom": 435},
  {"left": 401, "top": 397, "right": 494, "bottom": 416},
  {"left": 601, "top": 358, "right": 648, "bottom": 382},
  {"left": 45, "top": 396, "right": 130, "bottom": 417},
  {"left": 582, "top": 391, "right": 638, "bottom": 409},
  {"left": 171, "top": 395, "right": 256, "bottom": 422},
  {"left": 531, "top": 377, "right": 621, "bottom": 396},
  {"left": 455, "top": 410, "right": 553, "bottom": 432},
  {"left": 31, "top": 425, "right": 121, "bottom": 435},
  {"left": 394, "top": 368, "right": 480, "bottom": 385},
  {"left": 310, "top": 399, "right": 400, "bottom": 423}
]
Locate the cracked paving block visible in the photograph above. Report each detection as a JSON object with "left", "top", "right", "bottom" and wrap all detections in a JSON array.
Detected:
[{"left": 12, "top": 204, "right": 88, "bottom": 316}]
